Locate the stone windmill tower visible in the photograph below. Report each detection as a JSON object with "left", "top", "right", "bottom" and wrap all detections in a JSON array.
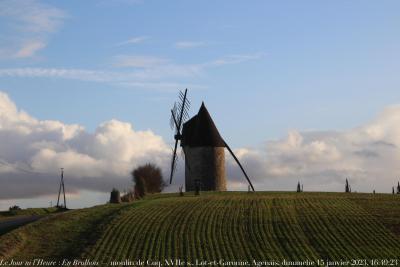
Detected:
[{"left": 169, "top": 89, "right": 254, "bottom": 192}]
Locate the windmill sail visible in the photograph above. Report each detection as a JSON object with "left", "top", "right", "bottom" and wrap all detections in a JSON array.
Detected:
[
  {"left": 169, "top": 89, "right": 189, "bottom": 184},
  {"left": 224, "top": 142, "right": 255, "bottom": 192}
]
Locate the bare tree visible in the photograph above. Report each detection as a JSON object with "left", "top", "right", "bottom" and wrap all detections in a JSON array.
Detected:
[{"left": 132, "top": 163, "right": 166, "bottom": 198}]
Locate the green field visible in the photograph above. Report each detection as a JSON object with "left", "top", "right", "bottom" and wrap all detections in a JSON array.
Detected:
[
  {"left": 0, "top": 192, "right": 399, "bottom": 266},
  {"left": 0, "top": 207, "right": 59, "bottom": 221}
]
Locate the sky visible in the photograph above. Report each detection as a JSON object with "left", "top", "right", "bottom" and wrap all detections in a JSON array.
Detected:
[{"left": 1, "top": 0, "right": 400, "bottom": 210}]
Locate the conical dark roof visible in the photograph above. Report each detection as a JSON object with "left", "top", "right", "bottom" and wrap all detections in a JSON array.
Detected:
[{"left": 181, "top": 102, "right": 225, "bottom": 147}]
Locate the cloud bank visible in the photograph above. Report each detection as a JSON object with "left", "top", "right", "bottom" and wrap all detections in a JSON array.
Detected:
[
  {"left": 0, "top": 92, "right": 170, "bottom": 199},
  {"left": 227, "top": 108, "right": 400, "bottom": 193},
  {"left": 0, "top": 91, "right": 399, "bottom": 200}
]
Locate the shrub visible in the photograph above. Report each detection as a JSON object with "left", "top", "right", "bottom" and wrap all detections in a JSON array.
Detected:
[
  {"left": 9, "top": 205, "right": 21, "bottom": 211},
  {"left": 121, "top": 189, "right": 135, "bottom": 202},
  {"left": 132, "top": 163, "right": 166, "bottom": 198}
]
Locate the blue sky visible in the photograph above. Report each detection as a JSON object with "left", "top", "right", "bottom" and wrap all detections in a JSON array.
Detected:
[
  {"left": 1, "top": 0, "right": 399, "bottom": 147},
  {"left": 1, "top": 0, "right": 400, "bottom": 208}
]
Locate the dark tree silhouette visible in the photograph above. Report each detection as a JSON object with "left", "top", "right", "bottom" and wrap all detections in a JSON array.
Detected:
[
  {"left": 297, "top": 181, "right": 301, "bottom": 193},
  {"left": 194, "top": 179, "right": 201, "bottom": 195},
  {"left": 110, "top": 188, "right": 121, "bottom": 203},
  {"left": 345, "top": 178, "right": 351, "bottom": 193},
  {"left": 397, "top": 181, "right": 400, "bottom": 194},
  {"left": 9, "top": 205, "right": 21, "bottom": 211},
  {"left": 393, "top": 187, "right": 395, "bottom": 195},
  {"left": 132, "top": 163, "right": 166, "bottom": 198},
  {"left": 134, "top": 176, "right": 146, "bottom": 199},
  {"left": 179, "top": 185, "right": 184, "bottom": 197}
]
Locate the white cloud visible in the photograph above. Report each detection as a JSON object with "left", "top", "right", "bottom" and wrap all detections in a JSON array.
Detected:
[
  {"left": 0, "top": 0, "right": 66, "bottom": 58},
  {"left": 227, "top": 107, "right": 400, "bottom": 193},
  {"left": 209, "top": 53, "right": 266, "bottom": 66},
  {"left": 117, "top": 82, "right": 207, "bottom": 91},
  {"left": 0, "top": 92, "right": 170, "bottom": 199},
  {"left": 0, "top": 67, "right": 209, "bottom": 93},
  {"left": 113, "top": 55, "right": 169, "bottom": 68},
  {"left": 175, "top": 41, "right": 206, "bottom": 49},
  {"left": 116, "top": 36, "right": 149, "bottom": 46},
  {"left": 0, "top": 52, "right": 264, "bottom": 88},
  {"left": 0, "top": 68, "right": 116, "bottom": 82},
  {"left": 0, "top": 67, "right": 204, "bottom": 89},
  {"left": 97, "top": 0, "right": 143, "bottom": 7},
  {"left": 1, "top": 91, "right": 400, "bottom": 200}
]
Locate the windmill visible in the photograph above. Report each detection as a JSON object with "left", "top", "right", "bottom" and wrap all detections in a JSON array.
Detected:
[
  {"left": 169, "top": 89, "right": 191, "bottom": 185},
  {"left": 56, "top": 168, "right": 67, "bottom": 209},
  {"left": 169, "top": 89, "right": 255, "bottom": 192}
]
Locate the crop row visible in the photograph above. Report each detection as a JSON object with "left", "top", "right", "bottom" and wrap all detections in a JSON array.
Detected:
[{"left": 85, "top": 194, "right": 400, "bottom": 266}]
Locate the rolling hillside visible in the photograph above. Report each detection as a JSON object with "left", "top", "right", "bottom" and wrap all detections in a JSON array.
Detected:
[{"left": 0, "top": 192, "right": 399, "bottom": 266}]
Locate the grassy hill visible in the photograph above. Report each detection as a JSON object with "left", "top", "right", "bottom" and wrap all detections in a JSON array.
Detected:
[
  {"left": 0, "top": 207, "right": 59, "bottom": 220},
  {"left": 0, "top": 192, "right": 399, "bottom": 266}
]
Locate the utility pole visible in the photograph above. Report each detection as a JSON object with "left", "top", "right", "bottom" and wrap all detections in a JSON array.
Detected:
[{"left": 56, "top": 168, "right": 66, "bottom": 209}]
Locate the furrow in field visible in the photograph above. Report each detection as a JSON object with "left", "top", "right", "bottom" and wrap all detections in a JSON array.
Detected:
[
  {"left": 90, "top": 206, "right": 140, "bottom": 261},
  {"left": 282, "top": 197, "right": 319, "bottom": 261},
  {"left": 244, "top": 198, "right": 266, "bottom": 260},
  {"left": 324, "top": 198, "right": 382, "bottom": 258},
  {"left": 93, "top": 203, "right": 155, "bottom": 263},
  {"left": 164, "top": 197, "right": 205, "bottom": 260},
  {"left": 233, "top": 197, "right": 254, "bottom": 261},
  {"left": 114, "top": 206, "right": 157, "bottom": 261},
  {"left": 201, "top": 196, "right": 223, "bottom": 261},
  {"left": 270, "top": 198, "right": 310, "bottom": 261},
  {"left": 111, "top": 205, "right": 158, "bottom": 261},
  {"left": 220, "top": 198, "right": 243, "bottom": 261},
  {"left": 215, "top": 197, "right": 236, "bottom": 261},
  {"left": 80, "top": 192, "right": 400, "bottom": 265},
  {"left": 310, "top": 197, "right": 364, "bottom": 259},
  {"left": 124, "top": 204, "right": 165, "bottom": 260},
  {"left": 304, "top": 198, "right": 365, "bottom": 259},
  {"left": 190, "top": 198, "right": 212, "bottom": 260},
  {"left": 171, "top": 197, "right": 206, "bottom": 262},
  {"left": 261, "top": 198, "right": 286, "bottom": 260},
  {"left": 295, "top": 198, "right": 344, "bottom": 260},
  {"left": 136, "top": 200, "right": 186, "bottom": 260},
  {"left": 326, "top": 197, "right": 400, "bottom": 258},
  {"left": 341, "top": 196, "right": 400, "bottom": 251}
]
